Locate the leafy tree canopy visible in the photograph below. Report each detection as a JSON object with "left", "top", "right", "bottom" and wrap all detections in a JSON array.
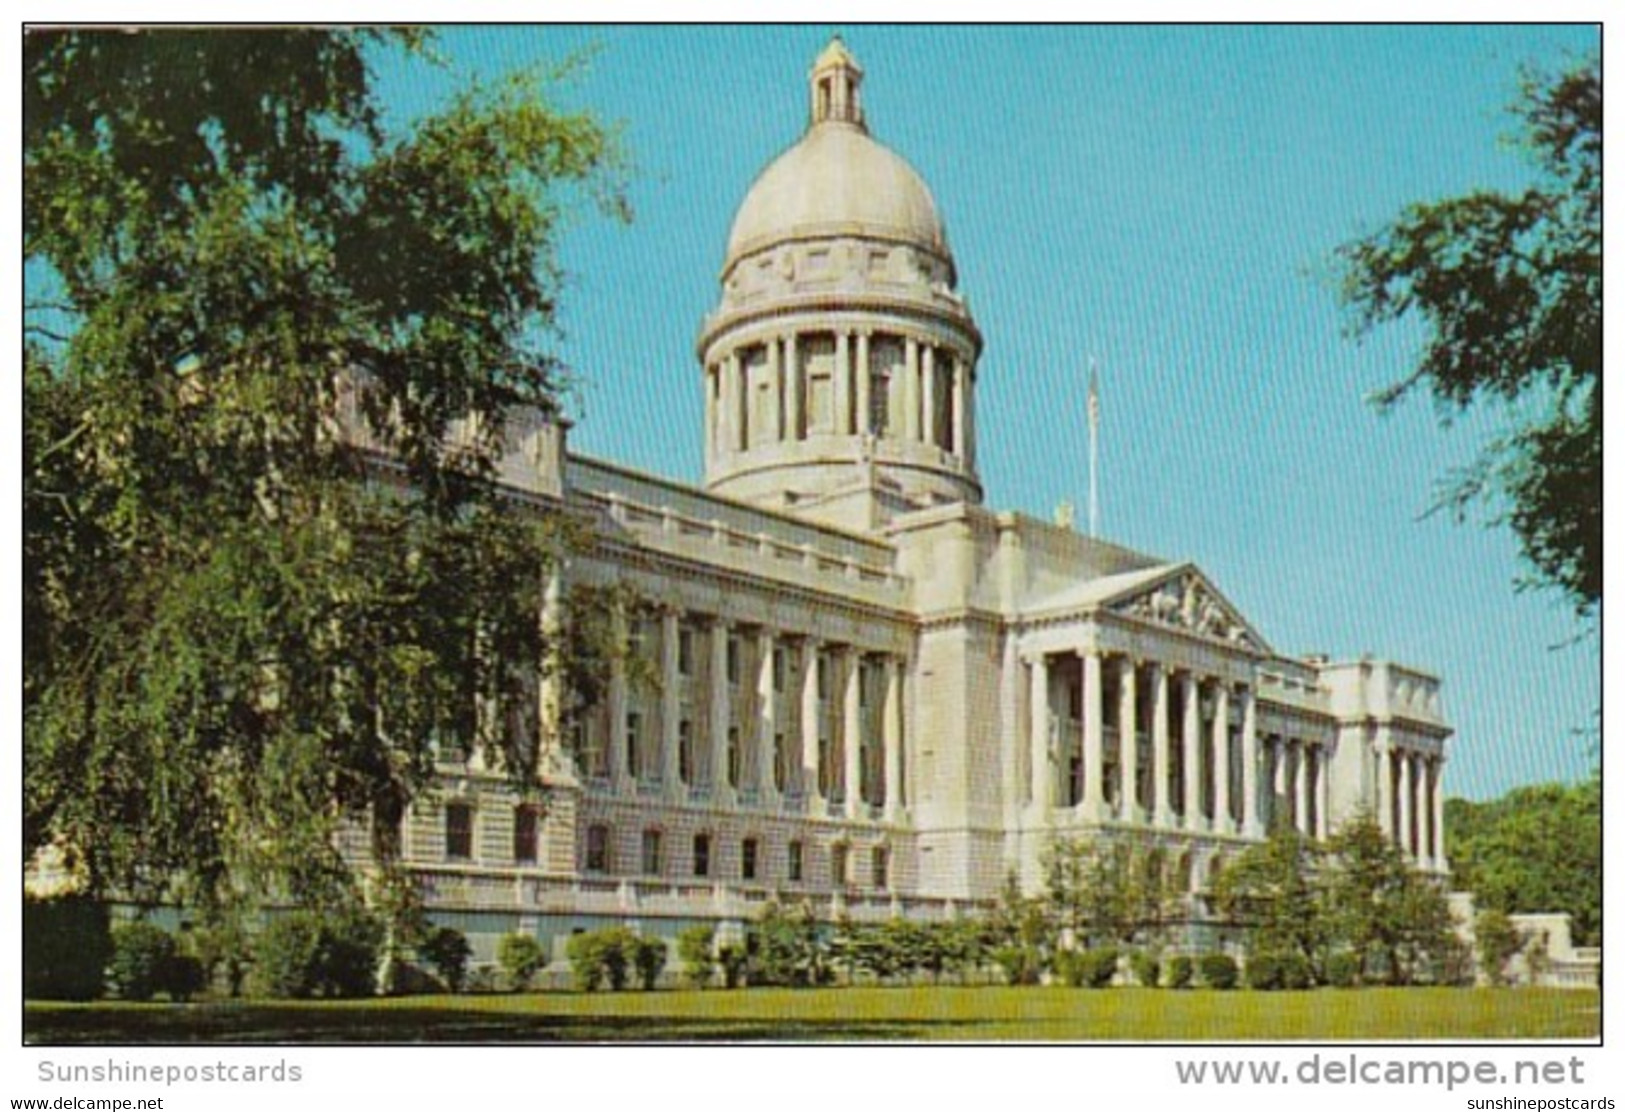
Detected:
[
  {"left": 1446, "top": 776, "right": 1599, "bottom": 946},
  {"left": 24, "top": 28, "right": 628, "bottom": 915},
  {"left": 1337, "top": 54, "right": 1599, "bottom": 620}
]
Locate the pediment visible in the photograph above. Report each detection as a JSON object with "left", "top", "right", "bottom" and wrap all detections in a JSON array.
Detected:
[{"left": 1107, "top": 565, "right": 1269, "bottom": 654}]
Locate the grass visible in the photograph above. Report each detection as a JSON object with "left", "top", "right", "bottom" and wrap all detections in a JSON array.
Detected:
[{"left": 25, "top": 986, "right": 1599, "bottom": 1044}]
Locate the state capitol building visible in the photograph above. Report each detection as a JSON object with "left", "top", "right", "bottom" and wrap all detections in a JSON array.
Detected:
[{"left": 395, "top": 40, "right": 1453, "bottom": 957}]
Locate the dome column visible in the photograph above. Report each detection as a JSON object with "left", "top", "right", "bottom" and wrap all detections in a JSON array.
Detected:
[
  {"left": 856, "top": 331, "right": 872, "bottom": 435},
  {"left": 835, "top": 330, "right": 853, "bottom": 436},
  {"left": 785, "top": 333, "right": 802, "bottom": 442},
  {"left": 922, "top": 345, "right": 938, "bottom": 448},
  {"left": 904, "top": 338, "right": 921, "bottom": 441},
  {"left": 951, "top": 354, "right": 967, "bottom": 458},
  {"left": 767, "top": 335, "right": 784, "bottom": 443}
]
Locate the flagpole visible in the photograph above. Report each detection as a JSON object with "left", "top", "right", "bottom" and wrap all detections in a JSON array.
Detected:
[{"left": 1088, "top": 358, "right": 1100, "bottom": 539}]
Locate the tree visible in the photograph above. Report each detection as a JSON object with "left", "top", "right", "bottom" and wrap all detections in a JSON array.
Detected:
[
  {"left": 1210, "top": 826, "right": 1329, "bottom": 975},
  {"left": 1336, "top": 55, "right": 1599, "bottom": 621},
  {"left": 1446, "top": 775, "right": 1600, "bottom": 946},
  {"left": 24, "top": 30, "right": 627, "bottom": 922},
  {"left": 1324, "top": 815, "right": 1456, "bottom": 985},
  {"left": 1474, "top": 908, "right": 1524, "bottom": 987}
]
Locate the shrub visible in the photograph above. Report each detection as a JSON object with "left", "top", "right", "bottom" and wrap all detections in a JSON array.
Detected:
[
  {"left": 1131, "top": 952, "right": 1161, "bottom": 988},
  {"left": 190, "top": 920, "right": 251, "bottom": 997},
  {"left": 1166, "top": 955, "right": 1194, "bottom": 990},
  {"left": 1245, "top": 952, "right": 1282, "bottom": 991},
  {"left": 253, "top": 911, "right": 382, "bottom": 999},
  {"left": 1056, "top": 948, "right": 1118, "bottom": 988},
  {"left": 1279, "top": 952, "right": 1313, "bottom": 990},
  {"left": 1325, "top": 951, "right": 1360, "bottom": 988},
  {"left": 717, "top": 942, "right": 748, "bottom": 989},
  {"left": 632, "top": 935, "right": 668, "bottom": 991},
  {"left": 108, "top": 922, "right": 177, "bottom": 1002},
  {"left": 499, "top": 932, "right": 549, "bottom": 992},
  {"left": 24, "top": 895, "right": 111, "bottom": 1001},
  {"left": 676, "top": 925, "right": 716, "bottom": 988},
  {"left": 1198, "top": 952, "right": 1238, "bottom": 990},
  {"left": 992, "top": 944, "right": 1043, "bottom": 986},
  {"left": 162, "top": 954, "right": 207, "bottom": 1003},
  {"left": 419, "top": 927, "right": 473, "bottom": 992}
]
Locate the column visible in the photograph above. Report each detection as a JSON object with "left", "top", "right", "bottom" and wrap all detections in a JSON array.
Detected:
[
  {"left": 660, "top": 609, "right": 682, "bottom": 796},
  {"left": 1430, "top": 757, "right": 1448, "bottom": 870},
  {"left": 1240, "top": 687, "right": 1260, "bottom": 836},
  {"left": 834, "top": 330, "right": 853, "bottom": 436},
  {"left": 1396, "top": 746, "right": 1413, "bottom": 860},
  {"left": 964, "top": 365, "right": 977, "bottom": 469},
  {"left": 538, "top": 566, "right": 566, "bottom": 776},
  {"left": 1029, "top": 654, "right": 1052, "bottom": 813},
  {"left": 1212, "top": 683, "right": 1231, "bottom": 833},
  {"left": 766, "top": 335, "right": 783, "bottom": 443},
  {"left": 1374, "top": 733, "right": 1393, "bottom": 841},
  {"left": 951, "top": 355, "right": 967, "bottom": 458},
  {"left": 607, "top": 620, "right": 629, "bottom": 794},
  {"left": 922, "top": 345, "right": 938, "bottom": 448},
  {"left": 843, "top": 648, "right": 863, "bottom": 819},
  {"left": 703, "top": 368, "right": 716, "bottom": 471},
  {"left": 1119, "top": 658, "right": 1138, "bottom": 822},
  {"left": 904, "top": 337, "right": 921, "bottom": 441},
  {"left": 757, "top": 627, "right": 778, "bottom": 806},
  {"left": 801, "top": 639, "right": 822, "bottom": 808},
  {"left": 1271, "top": 736, "right": 1288, "bottom": 830},
  {"left": 785, "top": 334, "right": 802, "bottom": 442},
  {"left": 709, "top": 618, "right": 732, "bottom": 806},
  {"left": 856, "top": 332, "right": 872, "bottom": 435},
  {"left": 883, "top": 656, "right": 902, "bottom": 820},
  {"left": 1080, "top": 649, "right": 1104, "bottom": 818},
  {"left": 1151, "top": 664, "right": 1171, "bottom": 826},
  {"left": 1296, "top": 740, "right": 1311, "bottom": 836},
  {"left": 1181, "top": 673, "right": 1201, "bottom": 830},
  {"left": 726, "top": 352, "right": 744, "bottom": 451},
  {"left": 1317, "top": 743, "right": 1332, "bottom": 841}
]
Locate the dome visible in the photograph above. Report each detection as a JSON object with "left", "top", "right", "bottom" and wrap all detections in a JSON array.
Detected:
[{"left": 723, "top": 123, "right": 950, "bottom": 270}]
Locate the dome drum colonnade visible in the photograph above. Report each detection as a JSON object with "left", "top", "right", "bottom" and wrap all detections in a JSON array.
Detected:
[{"left": 697, "top": 38, "right": 983, "bottom": 517}]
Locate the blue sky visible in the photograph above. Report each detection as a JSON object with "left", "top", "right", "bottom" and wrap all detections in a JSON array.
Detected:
[{"left": 373, "top": 25, "right": 1599, "bottom": 801}]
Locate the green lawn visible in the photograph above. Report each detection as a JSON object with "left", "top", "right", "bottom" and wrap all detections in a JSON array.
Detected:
[{"left": 25, "top": 986, "right": 1598, "bottom": 1043}]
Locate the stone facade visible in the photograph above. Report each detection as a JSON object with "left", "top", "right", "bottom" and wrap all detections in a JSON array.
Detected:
[{"left": 395, "top": 39, "right": 1453, "bottom": 959}]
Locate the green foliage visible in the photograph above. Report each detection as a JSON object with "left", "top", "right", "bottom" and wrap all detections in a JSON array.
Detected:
[
  {"left": 631, "top": 935, "right": 667, "bottom": 991},
  {"left": 675, "top": 925, "right": 716, "bottom": 989},
  {"left": 1198, "top": 953, "right": 1238, "bottom": 990},
  {"left": 1211, "top": 825, "right": 1328, "bottom": 975},
  {"left": 108, "top": 921, "right": 178, "bottom": 1002},
  {"left": 1055, "top": 947, "right": 1118, "bottom": 989},
  {"left": 1324, "top": 951, "right": 1361, "bottom": 988},
  {"left": 499, "top": 932, "right": 549, "bottom": 992},
  {"left": 1043, "top": 838, "right": 1173, "bottom": 948},
  {"left": 747, "top": 901, "right": 828, "bottom": 988},
  {"left": 188, "top": 916, "right": 251, "bottom": 997},
  {"left": 1131, "top": 951, "right": 1161, "bottom": 988},
  {"left": 418, "top": 926, "right": 472, "bottom": 992},
  {"left": 163, "top": 954, "right": 207, "bottom": 1003},
  {"left": 1336, "top": 55, "right": 1600, "bottom": 619},
  {"left": 985, "top": 872, "right": 1052, "bottom": 984},
  {"left": 1166, "top": 955, "right": 1194, "bottom": 990},
  {"left": 717, "top": 942, "right": 748, "bottom": 990},
  {"left": 1447, "top": 777, "right": 1599, "bottom": 946},
  {"left": 1323, "top": 815, "right": 1456, "bottom": 986},
  {"left": 24, "top": 895, "right": 111, "bottom": 1000},
  {"left": 23, "top": 28, "right": 627, "bottom": 921},
  {"left": 253, "top": 910, "right": 383, "bottom": 998}
]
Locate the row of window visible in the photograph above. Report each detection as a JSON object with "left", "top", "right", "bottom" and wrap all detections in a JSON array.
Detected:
[
  {"left": 444, "top": 803, "right": 541, "bottom": 864},
  {"left": 584, "top": 823, "right": 888, "bottom": 890}
]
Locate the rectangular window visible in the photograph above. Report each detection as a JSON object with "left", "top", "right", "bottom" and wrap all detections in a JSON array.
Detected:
[
  {"left": 742, "top": 837, "right": 760, "bottom": 881},
  {"left": 445, "top": 803, "right": 473, "bottom": 860},
  {"left": 872, "top": 846, "right": 889, "bottom": 891},
  {"left": 787, "top": 840, "right": 804, "bottom": 883},
  {"left": 726, "top": 637, "right": 741, "bottom": 686},
  {"left": 773, "top": 732, "right": 787, "bottom": 792},
  {"left": 586, "top": 824, "right": 611, "bottom": 873},
  {"left": 817, "top": 655, "right": 831, "bottom": 700},
  {"left": 641, "top": 829, "right": 663, "bottom": 876},
  {"left": 678, "top": 719, "right": 694, "bottom": 785},
  {"left": 727, "top": 726, "right": 741, "bottom": 788},
  {"left": 772, "top": 647, "right": 786, "bottom": 692},
  {"left": 626, "top": 711, "right": 641, "bottom": 778},
  {"left": 513, "top": 806, "right": 538, "bottom": 864},
  {"left": 678, "top": 627, "right": 694, "bottom": 677},
  {"left": 831, "top": 843, "right": 849, "bottom": 888},
  {"left": 693, "top": 833, "right": 711, "bottom": 878}
]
